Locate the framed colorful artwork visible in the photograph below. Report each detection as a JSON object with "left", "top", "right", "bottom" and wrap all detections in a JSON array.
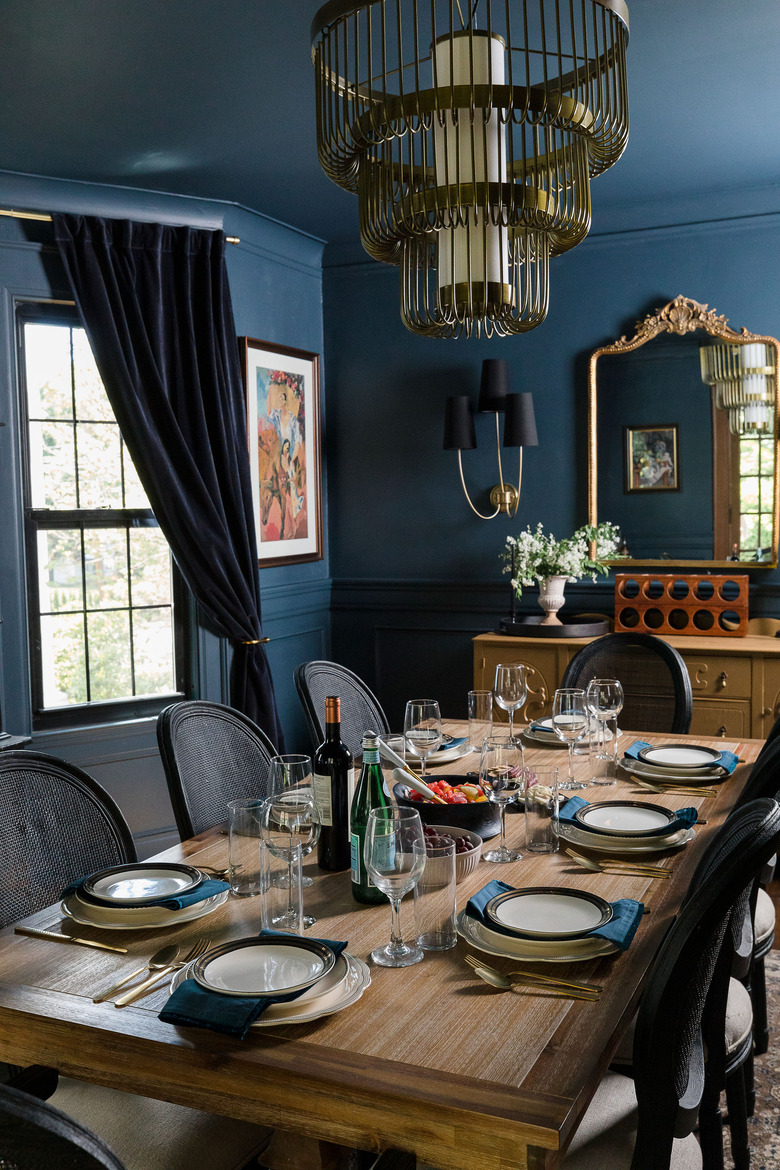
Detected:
[
  {"left": 241, "top": 337, "right": 323, "bottom": 566},
  {"left": 624, "top": 424, "right": 680, "bottom": 493}
]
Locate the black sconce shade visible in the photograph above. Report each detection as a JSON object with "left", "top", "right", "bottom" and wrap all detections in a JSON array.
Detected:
[
  {"left": 503, "top": 393, "right": 538, "bottom": 448},
  {"left": 477, "top": 358, "right": 510, "bottom": 413},
  {"left": 443, "top": 395, "right": 477, "bottom": 450}
]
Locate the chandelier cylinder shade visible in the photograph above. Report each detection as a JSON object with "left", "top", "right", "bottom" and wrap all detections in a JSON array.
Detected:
[
  {"left": 443, "top": 395, "right": 478, "bottom": 449},
  {"left": 311, "top": 0, "right": 629, "bottom": 338},
  {"left": 700, "top": 341, "right": 776, "bottom": 436}
]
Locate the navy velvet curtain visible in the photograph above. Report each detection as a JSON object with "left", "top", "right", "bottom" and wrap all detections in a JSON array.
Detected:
[{"left": 53, "top": 214, "right": 284, "bottom": 749}]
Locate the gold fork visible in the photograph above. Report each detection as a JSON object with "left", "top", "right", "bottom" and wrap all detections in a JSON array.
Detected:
[{"left": 114, "top": 937, "right": 210, "bottom": 1007}]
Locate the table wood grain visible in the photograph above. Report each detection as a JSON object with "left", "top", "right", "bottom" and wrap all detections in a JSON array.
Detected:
[{"left": 0, "top": 727, "right": 761, "bottom": 1170}]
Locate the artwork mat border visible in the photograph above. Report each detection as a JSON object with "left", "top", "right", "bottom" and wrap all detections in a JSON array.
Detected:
[
  {"left": 624, "top": 423, "right": 681, "bottom": 494},
  {"left": 241, "top": 336, "right": 323, "bottom": 567}
]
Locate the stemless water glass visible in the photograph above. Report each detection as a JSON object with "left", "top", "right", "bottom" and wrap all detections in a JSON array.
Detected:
[
  {"left": 365, "top": 806, "right": 427, "bottom": 967},
  {"left": 493, "top": 663, "right": 527, "bottom": 743},
  {"left": 479, "top": 735, "right": 525, "bottom": 863},
  {"left": 404, "top": 699, "right": 442, "bottom": 778},
  {"left": 267, "top": 754, "right": 320, "bottom": 926},
  {"left": 551, "top": 688, "right": 589, "bottom": 791},
  {"left": 585, "top": 679, "right": 625, "bottom": 786}
]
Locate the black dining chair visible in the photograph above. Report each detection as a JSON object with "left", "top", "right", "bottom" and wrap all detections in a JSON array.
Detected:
[
  {"left": 0, "top": 1082, "right": 126, "bottom": 1170},
  {"left": 561, "top": 798, "right": 780, "bottom": 1170},
  {"left": 294, "top": 660, "right": 390, "bottom": 757},
  {"left": 560, "top": 632, "right": 693, "bottom": 734},
  {"left": 156, "top": 699, "right": 279, "bottom": 839},
  {"left": 0, "top": 749, "right": 274, "bottom": 1169}
]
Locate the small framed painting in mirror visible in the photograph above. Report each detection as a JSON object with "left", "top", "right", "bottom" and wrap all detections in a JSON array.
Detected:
[{"left": 624, "top": 424, "right": 680, "bottom": 493}]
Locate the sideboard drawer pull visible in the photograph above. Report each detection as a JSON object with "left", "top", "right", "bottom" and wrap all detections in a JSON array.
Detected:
[
  {"left": 716, "top": 725, "right": 727, "bottom": 737},
  {"left": 716, "top": 671, "right": 728, "bottom": 691}
]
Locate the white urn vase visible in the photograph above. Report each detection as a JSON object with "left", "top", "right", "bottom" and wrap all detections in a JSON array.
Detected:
[{"left": 537, "top": 575, "right": 568, "bottom": 625}]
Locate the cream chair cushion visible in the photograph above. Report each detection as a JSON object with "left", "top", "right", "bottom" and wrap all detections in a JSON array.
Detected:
[
  {"left": 562, "top": 1071, "right": 702, "bottom": 1169},
  {"left": 755, "top": 885, "right": 775, "bottom": 946},
  {"left": 52, "top": 1078, "right": 272, "bottom": 1170}
]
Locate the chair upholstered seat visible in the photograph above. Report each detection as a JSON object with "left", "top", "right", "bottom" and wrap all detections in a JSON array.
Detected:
[
  {"left": 754, "top": 884, "right": 775, "bottom": 945},
  {"left": 52, "top": 1079, "right": 273, "bottom": 1170},
  {"left": 562, "top": 1072, "right": 702, "bottom": 1169},
  {"left": 612, "top": 977, "right": 754, "bottom": 1067}
]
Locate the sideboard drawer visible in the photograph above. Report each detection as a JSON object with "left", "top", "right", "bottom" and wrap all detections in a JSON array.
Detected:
[
  {"left": 685, "top": 701, "right": 749, "bottom": 739},
  {"left": 682, "top": 655, "right": 752, "bottom": 700}
]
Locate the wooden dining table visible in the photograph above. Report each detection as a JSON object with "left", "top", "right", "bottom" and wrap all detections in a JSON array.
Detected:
[{"left": 0, "top": 725, "right": 763, "bottom": 1170}]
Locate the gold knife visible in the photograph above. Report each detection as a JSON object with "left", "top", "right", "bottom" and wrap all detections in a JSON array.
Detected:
[{"left": 14, "top": 926, "right": 127, "bottom": 954}]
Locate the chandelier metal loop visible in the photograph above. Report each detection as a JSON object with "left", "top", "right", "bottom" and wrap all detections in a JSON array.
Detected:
[{"left": 312, "top": 0, "right": 629, "bottom": 338}]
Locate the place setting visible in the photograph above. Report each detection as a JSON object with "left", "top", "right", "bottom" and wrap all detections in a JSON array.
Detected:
[
  {"left": 619, "top": 739, "right": 739, "bottom": 791},
  {"left": 59, "top": 861, "right": 231, "bottom": 932},
  {"left": 553, "top": 794, "right": 700, "bottom": 855},
  {"left": 458, "top": 877, "right": 645, "bottom": 966}
]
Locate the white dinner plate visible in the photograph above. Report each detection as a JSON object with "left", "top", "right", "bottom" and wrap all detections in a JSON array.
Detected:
[
  {"left": 192, "top": 936, "right": 336, "bottom": 997},
  {"left": 457, "top": 911, "right": 619, "bottom": 963},
  {"left": 170, "top": 952, "right": 371, "bottom": 1025},
  {"left": 484, "top": 887, "right": 613, "bottom": 939},
  {"left": 636, "top": 744, "right": 724, "bottom": 770},
  {"left": 555, "top": 821, "right": 694, "bottom": 854},
  {"left": 62, "top": 889, "right": 229, "bottom": 931},
  {"left": 573, "top": 801, "right": 675, "bottom": 837},
  {"left": 523, "top": 720, "right": 620, "bottom": 750},
  {"left": 619, "top": 757, "right": 724, "bottom": 784},
  {"left": 423, "top": 741, "right": 474, "bottom": 766},
  {"left": 83, "top": 863, "right": 203, "bottom": 907}
]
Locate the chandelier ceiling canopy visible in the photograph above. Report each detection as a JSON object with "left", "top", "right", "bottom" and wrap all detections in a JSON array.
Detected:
[{"left": 311, "top": 0, "right": 630, "bottom": 338}]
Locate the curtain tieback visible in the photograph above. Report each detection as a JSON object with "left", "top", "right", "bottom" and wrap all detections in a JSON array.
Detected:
[{"left": 240, "top": 638, "right": 270, "bottom": 645}]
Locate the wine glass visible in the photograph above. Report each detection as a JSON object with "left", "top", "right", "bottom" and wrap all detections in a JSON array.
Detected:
[
  {"left": 493, "top": 663, "right": 527, "bottom": 743},
  {"left": 479, "top": 735, "right": 525, "bottom": 863},
  {"left": 403, "top": 700, "right": 442, "bottom": 778},
  {"left": 585, "top": 679, "right": 625, "bottom": 786},
  {"left": 364, "top": 806, "right": 426, "bottom": 967},
  {"left": 551, "top": 688, "right": 589, "bottom": 790},
  {"left": 267, "top": 754, "right": 320, "bottom": 926}
]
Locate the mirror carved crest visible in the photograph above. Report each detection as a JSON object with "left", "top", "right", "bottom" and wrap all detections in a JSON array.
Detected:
[{"left": 588, "top": 295, "right": 780, "bottom": 569}]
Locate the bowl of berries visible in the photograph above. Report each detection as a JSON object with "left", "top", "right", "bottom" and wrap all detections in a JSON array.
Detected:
[
  {"left": 423, "top": 824, "right": 482, "bottom": 882},
  {"left": 393, "top": 776, "right": 500, "bottom": 838}
]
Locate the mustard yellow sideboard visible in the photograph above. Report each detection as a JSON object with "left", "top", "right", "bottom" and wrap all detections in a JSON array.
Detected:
[{"left": 473, "top": 632, "right": 780, "bottom": 739}]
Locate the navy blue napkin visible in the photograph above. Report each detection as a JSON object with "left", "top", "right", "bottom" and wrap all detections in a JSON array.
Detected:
[
  {"left": 158, "top": 932, "right": 348, "bottom": 1038},
  {"left": 624, "top": 739, "right": 737, "bottom": 774},
  {"left": 465, "top": 878, "right": 643, "bottom": 952},
  {"left": 558, "top": 796, "right": 698, "bottom": 837},
  {"left": 62, "top": 876, "right": 229, "bottom": 911}
]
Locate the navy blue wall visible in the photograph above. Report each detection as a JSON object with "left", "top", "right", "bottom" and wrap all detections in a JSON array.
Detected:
[
  {"left": 323, "top": 204, "right": 780, "bottom": 724},
  {"left": 0, "top": 174, "right": 326, "bottom": 852}
]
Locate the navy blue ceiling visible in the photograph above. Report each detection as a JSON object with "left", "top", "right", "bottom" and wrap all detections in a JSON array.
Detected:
[{"left": 1, "top": 1, "right": 779, "bottom": 243}]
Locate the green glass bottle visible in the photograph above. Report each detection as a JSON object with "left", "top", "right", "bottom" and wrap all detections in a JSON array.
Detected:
[{"left": 350, "top": 730, "right": 389, "bottom": 904}]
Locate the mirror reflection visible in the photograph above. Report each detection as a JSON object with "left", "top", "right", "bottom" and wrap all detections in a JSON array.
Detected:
[{"left": 588, "top": 296, "right": 780, "bottom": 568}]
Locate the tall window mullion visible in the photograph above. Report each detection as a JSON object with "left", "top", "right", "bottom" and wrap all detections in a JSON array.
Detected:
[{"left": 18, "top": 302, "right": 185, "bottom": 728}]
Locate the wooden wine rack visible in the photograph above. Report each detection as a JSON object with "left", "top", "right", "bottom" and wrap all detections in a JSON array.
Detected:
[{"left": 614, "top": 573, "right": 748, "bottom": 638}]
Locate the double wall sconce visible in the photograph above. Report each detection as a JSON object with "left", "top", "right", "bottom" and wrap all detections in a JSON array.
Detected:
[{"left": 444, "top": 358, "right": 537, "bottom": 519}]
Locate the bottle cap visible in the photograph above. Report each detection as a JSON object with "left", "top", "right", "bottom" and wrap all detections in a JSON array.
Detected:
[{"left": 362, "top": 730, "right": 378, "bottom": 749}]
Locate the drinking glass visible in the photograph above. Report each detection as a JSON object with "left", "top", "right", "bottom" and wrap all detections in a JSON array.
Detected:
[
  {"left": 493, "top": 663, "right": 527, "bottom": 743},
  {"left": 227, "top": 798, "right": 265, "bottom": 897},
  {"left": 523, "top": 764, "right": 560, "bottom": 853},
  {"left": 551, "top": 688, "right": 589, "bottom": 791},
  {"left": 479, "top": 735, "right": 525, "bottom": 863},
  {"left": 262, "top": 768, "right": 320, "bottom": 928},
  {"left": 585, "top": 679, "right": 625, "bottom": 786},
  {"left": 365, "top": 806, "right": 426, "bottom": 967},
  {"left": 403, "top": 699, "right": 442, "bottom": 778},
  {"left": 269, "top": 754, "right": 320, "bottom": 891},
  {"left": 467, "top": 690, "right": 493, "bottom": 751}
]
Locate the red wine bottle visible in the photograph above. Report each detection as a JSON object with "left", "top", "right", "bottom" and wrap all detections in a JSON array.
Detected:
[{"left": 313, "top": 696, "right": 352, "bottom": 871}]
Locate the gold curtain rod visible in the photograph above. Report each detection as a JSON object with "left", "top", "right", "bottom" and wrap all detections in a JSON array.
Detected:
[{"left": 0, "top": 208, "right": 240, "bottom": 243}]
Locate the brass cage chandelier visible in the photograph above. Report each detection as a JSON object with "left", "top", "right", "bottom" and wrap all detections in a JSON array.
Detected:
[{"left": 311, "top": 0, "right": 630, "bottom": 338}]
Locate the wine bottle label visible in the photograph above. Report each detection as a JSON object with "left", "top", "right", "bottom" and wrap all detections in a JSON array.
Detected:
[
  {"left": 312, "top": 772, "right": 333, "bottom": 827},
  {"left": 347, "top": 766, "right": 356, "bottom": 810}
]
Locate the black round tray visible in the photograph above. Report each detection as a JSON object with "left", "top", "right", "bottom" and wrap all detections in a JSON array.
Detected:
[{"left": 497, "top": 614, "right": 610, "bottom": 638}]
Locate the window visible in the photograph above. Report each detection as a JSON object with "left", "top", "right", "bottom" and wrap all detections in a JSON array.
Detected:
[
  {"left": 19, "top": 303, "right": 187, "bottom": 727},
  {"left": 738, "top": 434, "right": 775, "bottom": 560}
]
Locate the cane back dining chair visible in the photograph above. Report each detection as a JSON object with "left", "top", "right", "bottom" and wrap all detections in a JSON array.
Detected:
[
  {"left": 560, "top": 632, "right": 693, "bottom": 734},
  {"left": 294, "top": 660, "right": 390, "bottom": 757},
  {"left": 0, "top": 1082, "right": 126, "bottom": 1170},
  {"left": 156, "top": 699, "right": 279, "bottom": 839},
  {"left": 0, "top": 749, "right": 273, "bottom": 1169}
]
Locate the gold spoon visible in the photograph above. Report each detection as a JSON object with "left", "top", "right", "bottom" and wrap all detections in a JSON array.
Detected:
[
  {"left": 565, "top": 849, "right": 671, "bottom": 878},
  {"left": 630, "top": 774, "right": 717, "bottom": 798},
  {"left": 92, "top": 943, "right": 180, "bottom": 1003},
  {"left": 469, "top": 963, "right": 600, "bottom": 1000}
]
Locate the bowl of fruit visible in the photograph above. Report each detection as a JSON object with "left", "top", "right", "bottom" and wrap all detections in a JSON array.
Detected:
[
  {"left": 423, "top": 823, "right": 482, "bottom": 882},
  {"left": 393, "top": 776, "right": 500, "bottom": 838}
]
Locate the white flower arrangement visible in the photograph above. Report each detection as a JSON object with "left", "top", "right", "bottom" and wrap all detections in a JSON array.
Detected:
[{"left": 501, "top": 521, "right": 621, "bottom": 598}]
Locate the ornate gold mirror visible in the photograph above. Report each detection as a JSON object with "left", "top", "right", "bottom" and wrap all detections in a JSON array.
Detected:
[{"left": 588, "top": 295, "right": 780, "bottom": 568}]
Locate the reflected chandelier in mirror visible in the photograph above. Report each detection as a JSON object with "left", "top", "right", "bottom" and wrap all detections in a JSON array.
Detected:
[{"left": 588, "top": 295, "right": 780, "bottom": 569}]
